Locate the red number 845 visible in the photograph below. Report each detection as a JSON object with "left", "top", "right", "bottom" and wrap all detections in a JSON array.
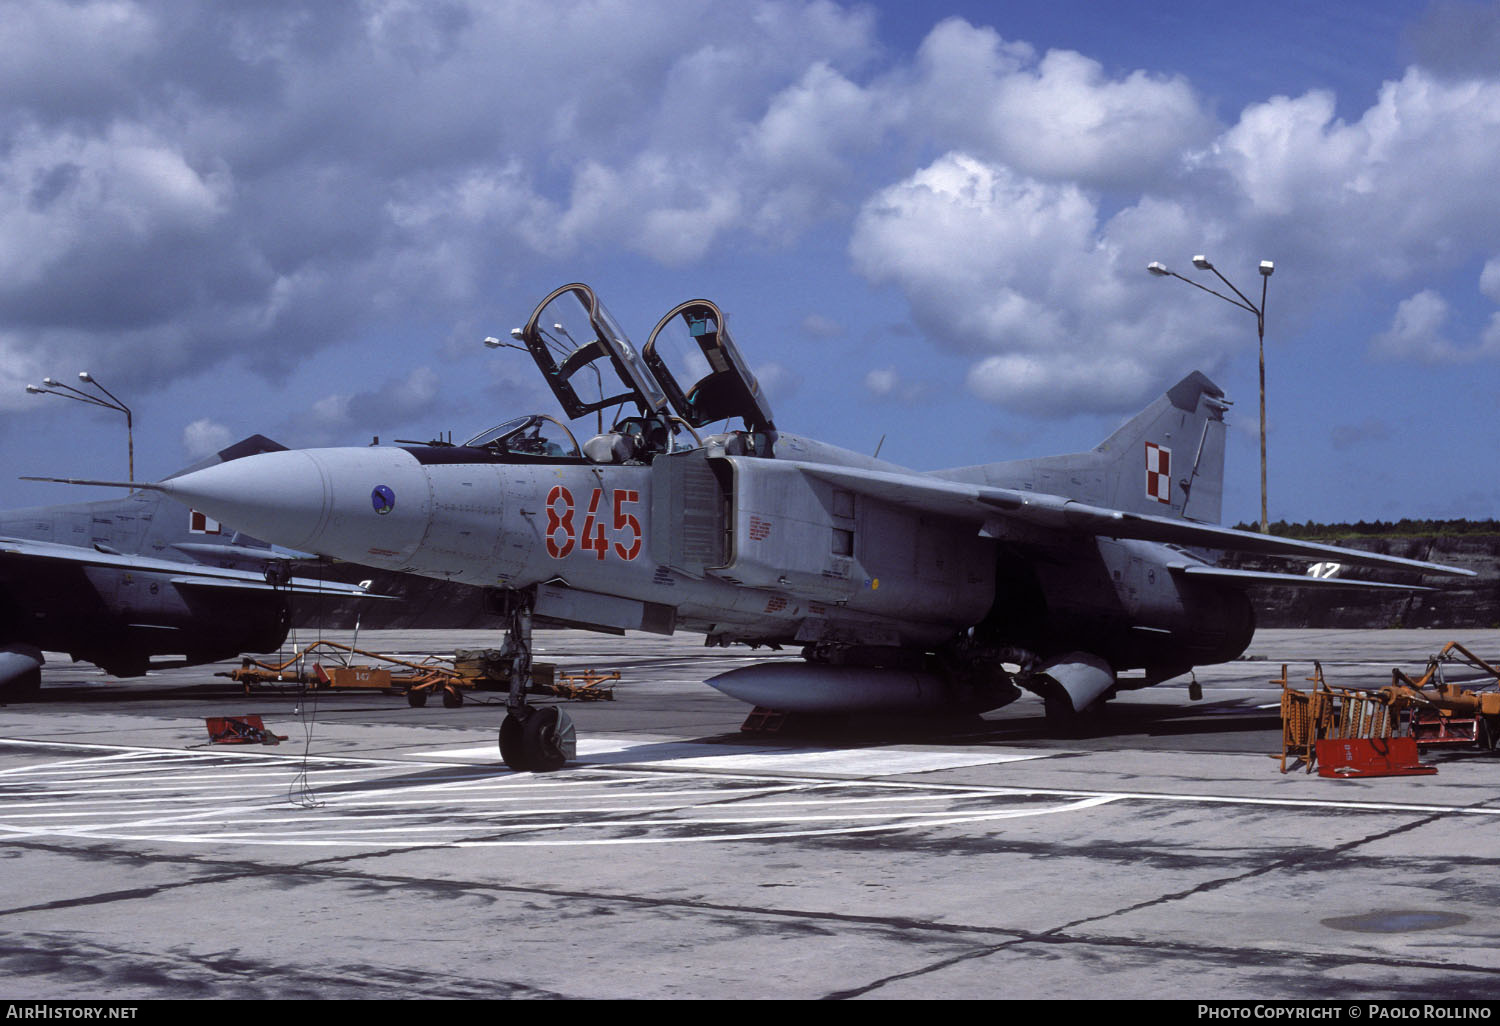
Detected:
[{"left": 545, "top": 486, "right": 641, "bottom": 561}]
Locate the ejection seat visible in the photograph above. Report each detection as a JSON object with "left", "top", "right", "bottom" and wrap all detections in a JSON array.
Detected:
[{"left": 583, "top": 429, "right": 644, "bottom": 464}]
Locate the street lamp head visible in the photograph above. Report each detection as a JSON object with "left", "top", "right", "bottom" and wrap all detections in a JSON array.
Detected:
[
  {"left": 1191, "top": 255, "right": 1212, "bottom": 270},
  {"left": 25, "top": 385, "right": 41, "bottom": 394},
  {"left": 78, "top": 371, "right": 93, "bottom": 383},
  {"left": 1146, "top": 261, "right": 1170, "bottom": 276},
  {"left": 42, "top": 377, "right": 58, "bottom": 387},
  {"left": 1259, "top": 260, "right": 1275, "bottom": 277}
]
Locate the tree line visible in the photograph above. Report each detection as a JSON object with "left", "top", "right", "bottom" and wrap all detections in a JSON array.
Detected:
[{"left": 1230, "top": 518, "right": 1500, "bottom": 538}]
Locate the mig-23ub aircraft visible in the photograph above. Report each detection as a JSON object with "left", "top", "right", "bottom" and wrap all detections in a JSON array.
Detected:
[
  {"left": 5, "top": 435, "right": 378, "bottom": 697},
  {"left": 57, "top": 283, "right": 1472, "bottom": 768}
]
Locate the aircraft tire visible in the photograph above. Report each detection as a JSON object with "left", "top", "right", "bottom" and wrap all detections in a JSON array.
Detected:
[
  {"left": 522, "top": 706, "right": 569, "bottom": 772},
  {"left": 499, "top": 711, "right": 527, "bottom": 770},
  {"left": 1, "top": 668, "right": 42, "bottom": 702}
]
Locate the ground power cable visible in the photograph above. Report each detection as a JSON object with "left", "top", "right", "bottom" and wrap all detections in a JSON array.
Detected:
[{"left": 285, "top": 565, "right": 326, "bottom": 809}]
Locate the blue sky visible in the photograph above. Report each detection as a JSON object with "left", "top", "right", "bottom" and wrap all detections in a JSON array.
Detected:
[{"left": 4, "top": 0, "right": 1500, "bottom": 525}]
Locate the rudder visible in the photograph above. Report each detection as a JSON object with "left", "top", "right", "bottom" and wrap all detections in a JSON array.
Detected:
[{"left": 1092, "top": 371, "right": 1228, "bottom": 524}]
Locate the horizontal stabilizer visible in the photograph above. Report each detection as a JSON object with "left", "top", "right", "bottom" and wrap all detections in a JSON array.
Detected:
[{"left": 1169, "top": 564, "right": 1432, "bottom": 591}]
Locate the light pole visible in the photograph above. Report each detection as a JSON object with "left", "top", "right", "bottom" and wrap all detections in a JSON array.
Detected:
[
  {"left": 26, "top": 371, "right": 134, "bottom": 483},
  {"left": 1147, "top": 256, "right": 1274, "bottom": 534}
]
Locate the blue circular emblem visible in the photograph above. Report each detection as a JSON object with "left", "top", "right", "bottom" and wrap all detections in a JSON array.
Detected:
[{"left": 372, "top": 485, "right": 395, "bottom": 515}]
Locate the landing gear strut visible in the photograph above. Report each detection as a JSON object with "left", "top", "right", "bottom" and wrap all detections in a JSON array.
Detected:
[{"left": 494, "top": 588, "right": 576, "bottom": 771}]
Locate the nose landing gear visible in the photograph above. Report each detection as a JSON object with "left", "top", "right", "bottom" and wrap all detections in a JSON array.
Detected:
[{"left": 495, "top": 588, "right": 577, "bottom": 772}]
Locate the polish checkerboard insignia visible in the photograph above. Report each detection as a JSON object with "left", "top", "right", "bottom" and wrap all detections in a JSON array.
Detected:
[
  {"left": 189, "top": 510, "right": 221, "bottom": 534},
  {"left": 1145, "top": 442, "right": 1171, "bottom": 504}
]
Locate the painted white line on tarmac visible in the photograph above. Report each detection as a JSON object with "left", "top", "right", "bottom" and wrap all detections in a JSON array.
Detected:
[
  {"left": 9, "top": 796, "right": 1119, "bottom": 847},
  {"left": 5, "top": 737, "right": 1499, "bottom": 852},
  {"left": 416, "top": 737, "right": 1045, "bottom": 775}
]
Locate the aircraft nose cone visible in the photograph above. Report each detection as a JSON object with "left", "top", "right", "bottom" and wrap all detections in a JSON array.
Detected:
[
  {"left": 157, "top": 447, "right": 430, "bottom": 562},
  {"left": 157, "top": 449, "right": 334, "bottom": 552}
]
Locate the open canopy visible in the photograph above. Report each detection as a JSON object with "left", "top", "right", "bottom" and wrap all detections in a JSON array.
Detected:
[
  {"left": 519, "top": 283, "right": 669, "bottom": 422},
  {"left": 518, "top": 284, "right": 774, "bottom": 441},
  {"left": 643, "top": 298, "right": 775, "bottom": 434}
]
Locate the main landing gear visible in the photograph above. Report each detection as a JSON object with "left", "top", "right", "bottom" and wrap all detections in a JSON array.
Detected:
[{"left": 494, "top": 589, "right": 576, "bottom": 772}]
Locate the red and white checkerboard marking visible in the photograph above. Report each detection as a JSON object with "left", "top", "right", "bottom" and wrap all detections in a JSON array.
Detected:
[
  {"left": 189, "top": 510, "right": 221, "bottom": 534},
  {"left": 1145, "top": 442, "right": 1171, "bottom": 505}
]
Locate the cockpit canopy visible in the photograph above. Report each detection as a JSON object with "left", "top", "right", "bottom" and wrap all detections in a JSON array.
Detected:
[
  {"left": 462, "top": 414, "right": 581, "bottom": 461},
  {"left": 643, "top": 299, "right": 775, "bottom": 435},
  {"left": 516, "top": 283, "right": 775, "bottom": 441},
  {"left": 519, "top": 283, "right": 668, "bottom": 423}
]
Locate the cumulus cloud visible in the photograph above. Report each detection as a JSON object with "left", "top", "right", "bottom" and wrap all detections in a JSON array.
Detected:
[
  {"left": 864, "top": 368, "right": 897, "bottom": 395},
  {"left": 799, "top": 313, "right": 843, "bottom": 338},
  {"left": 965, "top": 352, "right": 1154, "bottom": 410},
  {"left": 1481, "top": 256, "right": 1500, "bottom": 302},
  {"left": 754, "top": 362, "right": 798, "bottom": 402},
  {"left": 0, "top": 122, "right": 231, "bottom": 324},
  {"left": 181, "top": 418, "right": 233, "bottom": 459},
  {"left": 0, "top": 0, "right": 159, "bottom": 119},
  {"left": 369, "top": 0, "right": 886, "bottom": 264},
  {"left": 846, "top": 37, "right": 1500, "bottom": 414},
  {"left": 1212, "top": 69, "right": 1500, "bottom": 275},
  {"left": 850, "top": 153, "right": 1222, "bottom": 413},
  {"left": 1370, "top": 289, "right": 1500, "bottom": 363},
  {"left": 8, "top": 2, "right": 1500, "bottom": 435},
  {"left": 0, "top": 0, "right": 886, "bottom": 397},
  {"left": 852, "top": 155, "right": 1098, "bottom": 330},
  {"left": 906, "top": 19, "right": 1215, "bottom": 187},
  {"left": 863, "top": 366, "right": 930, "bottom": 403},
  {"left": 3, "top": 2, "right": 1238, "bottom": 417}
]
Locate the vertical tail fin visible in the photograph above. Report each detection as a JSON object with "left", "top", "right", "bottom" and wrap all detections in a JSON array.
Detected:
[
  {"left": 1093, "top": 371, "right": 1228, "bottom": 523},
  {"left": 933, "top": 371, "right": 1230, "bottom": 524}
]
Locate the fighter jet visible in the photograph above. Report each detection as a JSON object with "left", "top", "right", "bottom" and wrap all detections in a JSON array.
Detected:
[
  {"left": 4, "top": 435, "right": 377, "bottom": 697},
  {"left": 58, "top": 283, "right": 1472, "bottom": 768}
]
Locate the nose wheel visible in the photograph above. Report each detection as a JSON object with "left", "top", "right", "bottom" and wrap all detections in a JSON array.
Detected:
[{"left": 499, "top": 704, "right": 576, "bottom": 771}]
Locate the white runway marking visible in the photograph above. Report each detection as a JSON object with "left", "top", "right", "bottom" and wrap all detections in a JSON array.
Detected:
[
  {"left": 420, "top": 735, "right": 1045, "bottom": 774},
  {"left": 3, "top": 738, "right": 1495, "bottom": 851},
  {"left": 0, "top": 738, "right": 1081, "bottom": 848}
]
